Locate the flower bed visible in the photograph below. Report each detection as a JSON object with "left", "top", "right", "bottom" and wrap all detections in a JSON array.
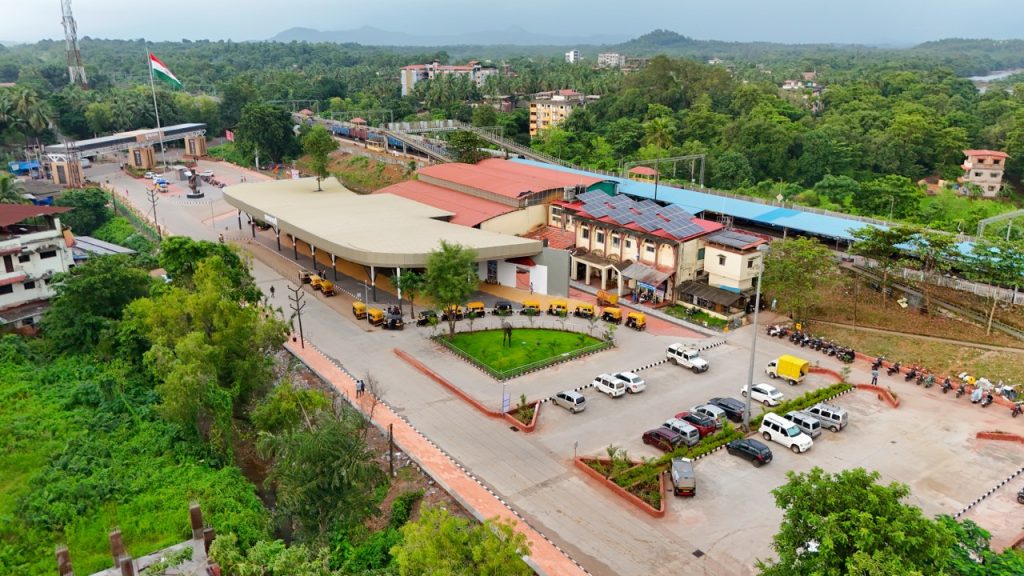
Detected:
[
  {"left": 575, "top": 457, "right": 666, "bottom": 517},
  {"left": 503, "top": 400, "right": 540, "bottom": 432}
]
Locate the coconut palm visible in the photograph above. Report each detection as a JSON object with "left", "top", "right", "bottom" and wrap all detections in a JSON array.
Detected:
[{"left": 0, "top": 174, "right": 29, "bottom": 204}]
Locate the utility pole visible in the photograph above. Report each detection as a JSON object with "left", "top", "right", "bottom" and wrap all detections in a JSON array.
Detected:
[
  {"left": 145, "top": 186, "right": 161, "bottom": 240},
  {"left": 287, "top": 284, "right": 307, "bottom": 348}
]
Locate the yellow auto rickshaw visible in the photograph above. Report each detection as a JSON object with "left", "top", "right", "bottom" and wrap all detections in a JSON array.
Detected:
[
  {"left": 299, "top": 269, "right": 314, "bottom": 284},
  {"left": 441, "top": 305, "right": 464, "bottom": 322},
  {"left": 601, "top": 307, "right": 622, "bottom": 324},
  {"left": 520, "top": 300, "right": 541, "bottom": 316},
  {"left": 573, "top": 303, "right": 595, "bottom": 318},
  {"left": 597, "top": 290, "right": 619, "bottom": 306},
  {"left": 368, "top": 307, "right": 386, "bottom": 326},
  {"left": 465, "top": 301, "right": 486, "bottom": 318},
  {"left": 321, "top": 280, "right": 336, "bottom": 297},
  {"left": 547, "top": 300, "right": 568, "bottom": 316},
  {"left": 310, "top": 274, "right": 324, "bottom": 291},
  {"left": 626, "top": 311, "right": 647, "bottom": 331},
  {"left": 352, "top": 301, "right": 367, "bottom": 319}
]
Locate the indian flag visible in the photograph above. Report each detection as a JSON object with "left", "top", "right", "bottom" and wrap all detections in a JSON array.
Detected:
[{"left": 149, "top": 53, "right": 182, "bottom": 89}]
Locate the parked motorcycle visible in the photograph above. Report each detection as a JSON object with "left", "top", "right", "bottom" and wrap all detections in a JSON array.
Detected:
[
  {"left": 981, "top": 393, "right": 994, "bottom": 408},
  {"left": 1018, "top": 488, "right": 1024, "bottom": 504},
  {"left": 904, "top": 367, "right": 918, "bottom": 382},
  {"left": 941, "top": 377, "right": 952, "bottom": 394},
  {"left": 956, "top": 384, "right": 966, "bottom": 398},
  {"left": 923, "top": 375, "right": 935, "bottom": 388},
  {"left": 872, "top": 357, "right": 884, "bottom": 370},
  {"left": 887, "top": 362, "right": 901, "bottom": 376},
  {"left": 1012, "top": 403, "right": 1022, "bottom": 418}
]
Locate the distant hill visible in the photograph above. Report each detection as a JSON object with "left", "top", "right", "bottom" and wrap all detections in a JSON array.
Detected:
[{"left": 270, "top": 26, "right": 630, "bottom": 47}]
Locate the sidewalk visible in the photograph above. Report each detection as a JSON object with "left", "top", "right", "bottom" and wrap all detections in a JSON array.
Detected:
[{"left": 286, "top": 340, "right": 590, "bottom": 576}]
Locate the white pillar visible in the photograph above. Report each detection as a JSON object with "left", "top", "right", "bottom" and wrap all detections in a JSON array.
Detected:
[
  {"left": 600, "top": 267, "right": 607, "bottom": 291},
  {"left": 395, "top": 267, "right": 402, "bottom": 300},
  {"left": 616, "top": 271, "right": 623, "bottom": 296}
]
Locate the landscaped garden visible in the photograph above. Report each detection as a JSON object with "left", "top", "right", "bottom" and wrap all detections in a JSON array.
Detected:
[
  {"left": 439, "top": 328, "right": 608, "bottom": 379},
  {"left": 663, "top": 305, "right": 729, "bottom": 329}
]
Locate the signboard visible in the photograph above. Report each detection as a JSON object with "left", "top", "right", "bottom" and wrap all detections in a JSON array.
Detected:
[
  {"left": 263, "top": 214, "right": 278, "bottom": 226},
  {"left": 501, "top": 391, "right": 511, "bottom": 414}
]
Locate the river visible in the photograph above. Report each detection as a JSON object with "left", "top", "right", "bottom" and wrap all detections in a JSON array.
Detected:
[{"left": 967, "top": 68, "right": 1024, "bottom": 93}]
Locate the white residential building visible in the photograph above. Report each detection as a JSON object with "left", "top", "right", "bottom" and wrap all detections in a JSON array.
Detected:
[
  {"left": 565, "top": 50, "right": 582, "bottom": 64},
  {"left": 0, "top": 205, "right": 75, "bottom": 329},
  {"left": 961, "top": 149, "right": 1010, "bottom": 197},
  {"left": 597, "top": 53, "right": 625, "bottom": 68},
  {"left": 399, "top": 60, "right": 498, "bottom": 97}
]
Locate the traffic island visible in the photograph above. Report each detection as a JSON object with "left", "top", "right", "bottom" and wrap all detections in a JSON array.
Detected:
[
  {"left": 504, "top": 400, "right": 541, "bottom": 432},
  {"left": 434, "top": 328, "right": 611, "bottom": 381},
  {"left": 575, "top": 457, "right": 666, "bottom": 518}
]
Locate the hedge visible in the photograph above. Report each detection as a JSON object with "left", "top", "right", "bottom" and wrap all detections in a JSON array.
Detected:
[{"left": 749, "top": 382, "right": 853, "bottom": 429}]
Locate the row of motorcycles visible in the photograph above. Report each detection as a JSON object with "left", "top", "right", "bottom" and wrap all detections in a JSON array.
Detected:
[
  {"left": 766, "top": 325, "right": 855, "bottom": 363},
  {"left": 880, "top": 358, "right": 1023, "bottom": 416},
  {"left": 200, "top": 174, "right": 226, "bottom": 189}
]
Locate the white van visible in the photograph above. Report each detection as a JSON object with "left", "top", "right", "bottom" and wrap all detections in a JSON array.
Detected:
[
  {"left": 783, "top": 410, "right": 822, "bottom": 439},
  {"left": 662, "top": 418, "right": 701, "bottom": 447},
  {"left": 592, "top": 374, "right": 626, "bottom": 398},
  {"left": 759, "top": 413, "right": 814, "bottom": 453}
]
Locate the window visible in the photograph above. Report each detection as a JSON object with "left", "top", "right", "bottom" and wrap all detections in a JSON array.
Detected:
[
  {"left": 976, "top": 158, "right": 985, "bottom": 164},
  {"left": 991, "top": 172, "right": 1000, "bottom": 178},
  {"left": 718, "top": 255, "right": 727, "bottom": 266},
  {"left": 40, "top": 250, "right": 57, "bottom": 259},
  {"left": 23, "top": 281, "right": 35, "bottom": 290},
  {"left": 645, "top": 243, "right": 655, "bottom": 255},
  {"left": 581, "top": 227, "right": 589, "bottom": 240},
  {"left": 596, "top": 230, "right": 605, "bottom": 244},
  {"left": 994, "top": 159, "right": 1002, "bottom": 165},
  {"left": 18, "top": 254, "right": 30, "bottom": 263},
  {"left": 697, "top": 248, "right": 705, "bottom": 260},
  {"left": 748, "top": 259, "right": 755, "bottom": 269},
  {"left": 625, "top": 239, "right": 633, "bottom": 250},
  {"left": 611, "top": 234, "right": 620, "bottom": 248},
  {"left": 988, "top": 186, "right": 996, "bottom": 192},
  {"left": 0, "top": 285, "right": 12, "bottom": 295},
  {"left": 974, "top": 171, "right": 982, "bottom": 177}
]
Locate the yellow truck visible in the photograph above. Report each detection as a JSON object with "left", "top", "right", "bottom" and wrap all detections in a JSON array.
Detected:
[{"left": 765, "top": 354, "right": 810, "bottom": 386}]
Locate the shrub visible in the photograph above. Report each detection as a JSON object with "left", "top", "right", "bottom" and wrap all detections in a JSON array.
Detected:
[
  {"left": 750, "top": 382, "right": 853, "bottom": 428},
  {"left": 389, "top": 489, "right": 424, "bottom": 529}
]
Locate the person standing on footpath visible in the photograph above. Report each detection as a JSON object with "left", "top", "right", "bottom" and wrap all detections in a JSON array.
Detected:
[{"left": 871, "top": 368, "right": 879, "bottom": 385}]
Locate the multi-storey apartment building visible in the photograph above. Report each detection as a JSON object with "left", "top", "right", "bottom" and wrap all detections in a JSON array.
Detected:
[
  {"left": 961, "top": 149, "right": 1009, "bottom": 197},
  {"left": 529, "top": 90, "right": 591, "bottom": 137},
  {"left": 0, "top": 205, "right": 74, "bottom": 330},
  {"left": 399, "top": 60, "right": 497, "bottom": 96}
]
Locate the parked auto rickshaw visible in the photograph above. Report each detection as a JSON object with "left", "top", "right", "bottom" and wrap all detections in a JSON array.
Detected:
[
  {"left": 382, "top": 307, "right": 404, "bottom": 330},
  {"left": 416, "top": 310, "right": 437, "bottom": 327},
  {"left": 601, "top": 307, "right": 622, "bottom": 324},
  {"left": 310, "top": 274, "right": 324, "bottom": 291},
  {"left": 441, "top": 305, "right": 464, "bottom": 322},
  {"left": 597, "top": 290, "right": 619, "bottom": 306},
  {"left": 520, "top": 300, "right": 541, "bottom": 316},
  {"left": 573, "top": 303, "right": 595, "bottom": 318},
  {"left": 320, "top": 280, "right": 336, "bottom": 297},
  {"left": 493, "top": 301, "right": 514, "bottom": 316},
  {"left": 465, "top": 301, "right": 486, "bottom": 318},
  {"left": 626, "top": 311, "right": 647, "bottom": 331},
  {"left": 368, "top": 308, "right": 386, "bottom": 326},
  {"left": 547, "top": 300, "right": 568, "bottom": 316},
  {"left": 352, "top": 301, "right": 367, "bottom": 319},
  {"left": 299, "top": 270, "right": 313, "bottom": 284}
]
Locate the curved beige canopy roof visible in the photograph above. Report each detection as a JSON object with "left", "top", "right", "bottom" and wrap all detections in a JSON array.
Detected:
[{"left": 223, "top": 177, "right": 542, "bottom": 268}]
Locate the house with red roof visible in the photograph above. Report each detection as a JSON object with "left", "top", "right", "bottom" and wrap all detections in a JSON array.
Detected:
[
  {"left": 0, "top": 204, "right": 75, "bottom": 330},
  {"left": 961, "top": 149, "right": 1009, "bottom": 197}
]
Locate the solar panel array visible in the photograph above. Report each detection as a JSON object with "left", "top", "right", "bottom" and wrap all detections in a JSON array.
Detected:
[{"left": 576, "top": 192, "right": 703, "bottom": 238}]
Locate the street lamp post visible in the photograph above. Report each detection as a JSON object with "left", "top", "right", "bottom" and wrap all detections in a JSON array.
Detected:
[{"left": 743, "top": 244, "right": 771, "bottom": 432}]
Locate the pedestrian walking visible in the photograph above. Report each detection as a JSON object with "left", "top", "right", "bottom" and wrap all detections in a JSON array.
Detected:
[
  {"left": 269, "top": 285, "right": 275, "bottom": 299},
  {"left": 871, "top": 368, "right": 879, "bottom": 385},
  {"left": 356, "top": 379, "right": 365, "bottom": 397}
]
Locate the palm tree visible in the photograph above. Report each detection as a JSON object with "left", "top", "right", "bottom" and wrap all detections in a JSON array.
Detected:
[
  {"left": 643, "top": 116, "right": 678, "bottom": 149},
  {"left": 0, "top": 174, "right": 29, "bottom": 204}
]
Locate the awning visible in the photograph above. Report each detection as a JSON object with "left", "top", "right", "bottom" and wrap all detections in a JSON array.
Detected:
[
  {"left": 678, "top": 280, "right": 744, "bottom": 307},
  {"left": 620, "top": 262, "right": 672, "bottom": 286}
]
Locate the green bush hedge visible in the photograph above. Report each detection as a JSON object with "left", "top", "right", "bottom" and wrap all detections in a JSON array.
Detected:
[{"left": 749, "top": 382, "right": 853, "bottom": 429}]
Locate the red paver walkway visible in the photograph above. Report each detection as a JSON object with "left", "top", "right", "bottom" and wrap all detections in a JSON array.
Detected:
[{"left": 285, "top": 340, "right": 590, "bottom": 576}]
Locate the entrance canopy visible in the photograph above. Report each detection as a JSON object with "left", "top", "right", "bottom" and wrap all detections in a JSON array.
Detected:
[
  {"left": 620, "top": 262, "right": 671, "bottom": 286},
  {"left": 223, "top": 177, "right": 542, "bottom": 268},
  {"left": 678, "top": 280, "right": 744, "bottom": 307}
]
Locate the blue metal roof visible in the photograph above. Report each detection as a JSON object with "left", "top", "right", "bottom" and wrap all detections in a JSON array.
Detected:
[{"left": 511, "top": 159, "right": 877, "bottom": 241}]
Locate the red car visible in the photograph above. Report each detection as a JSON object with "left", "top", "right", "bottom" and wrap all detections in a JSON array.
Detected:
[
  {"left": 642, "top": 427, "right": 685, "bottom": 452},
  {"left": 674, "top": 411, "right": 717, "bottom": 438}
]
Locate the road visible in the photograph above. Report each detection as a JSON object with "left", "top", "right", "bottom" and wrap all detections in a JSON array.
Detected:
[{"left": 101, "top": 159, "right": 1024, "bottom": 575}]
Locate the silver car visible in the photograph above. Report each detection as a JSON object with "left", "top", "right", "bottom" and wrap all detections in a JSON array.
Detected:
[{"left": 553, "top": 390, "right": 586, "bottom": 413}]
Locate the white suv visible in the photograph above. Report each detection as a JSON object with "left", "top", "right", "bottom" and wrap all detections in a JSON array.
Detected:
[
  {"left": 613, "top": 371, "right": 646, "bottom": 393},
  {"left": 592, "top": 374, "right": 626, "bottom": 398},
  {"left": 741, "top": 383, "right": 784, "bottom": 407},
  {"left": 759, "top": 413, "right": 813, "bottom": 453}
]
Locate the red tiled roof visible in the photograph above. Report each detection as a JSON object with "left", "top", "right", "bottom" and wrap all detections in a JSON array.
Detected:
[
  {"left": 418, "top": 159, "right": 605, "bottom": 200},
  {"left": 523, "top": 226, "right": 575, "bottom": 250},
  {"left": 964, "top": 149, "right": 1010, "bottom": 159},
  {"left": 375, "top": 180, "right": 515, "bottom": 227},
  {"left": 0, "top": 205, "right": 71, "bottom": 227},
  {"left": 628, "top": 166, "right": 659, "bottom": 176}
]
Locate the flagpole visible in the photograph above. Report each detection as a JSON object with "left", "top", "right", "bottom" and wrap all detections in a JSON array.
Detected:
[{"left": 146, "top": 47, "right": 168, "bottom": 170}]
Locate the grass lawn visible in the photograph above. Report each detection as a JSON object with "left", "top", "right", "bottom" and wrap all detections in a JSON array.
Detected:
[{"left": 443, "top": 329, "right": 604, "bottom": 376}]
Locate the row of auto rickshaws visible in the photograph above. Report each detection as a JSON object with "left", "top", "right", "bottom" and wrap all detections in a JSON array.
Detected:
[
  {"left": 352, "top": 302, "right": 405, "bottom": 330},
  {"left": 300, "top": 270, "right": 336, "bottom": 297},
  {"left": 409, "top": 299, "right": 647, "bottom": 331}
]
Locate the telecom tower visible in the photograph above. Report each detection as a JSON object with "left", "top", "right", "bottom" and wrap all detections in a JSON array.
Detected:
[{"left": 60, "top": 0, "right": 88, "bottom": 88}]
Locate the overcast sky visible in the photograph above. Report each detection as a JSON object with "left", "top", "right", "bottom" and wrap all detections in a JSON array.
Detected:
[{"left": 4, "top": 0, "right": 1022, "bottom": 45}]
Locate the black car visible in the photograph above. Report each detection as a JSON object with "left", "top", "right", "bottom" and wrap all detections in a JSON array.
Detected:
[
  {"left": 726, "top": 439, "right": 773, "bottom": 467},
  {"left": 709, "top": 397, "right": 746, "bottom": 423}
]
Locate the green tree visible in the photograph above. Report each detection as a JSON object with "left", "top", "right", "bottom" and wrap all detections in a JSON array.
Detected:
[
  {"left": 711, "top": 150, "right": 753, "bottom": 189},
  {"left": 392, "top": 506, "right": 531, "bottom": 576},
  {"left": 236, "top": 102, "right": 297, "bottom": 165},
  {"left": 0, "top": 172, "right": 28, "bottom": 204},
  {"left": 394, "top": 270, "right": 425, "bottom": 318},
  {"left": 41, "top": 254, "right": 152, "bottom": 354},
  {"left": 762, "top": 237, "right": 838, "bottom": 321},
  {"left": 424, "top": 241, "right": 478, "bottom": 337},
  {"left": 209, "top": 534, "right": 333, "bottom": 576},
  {"left": 251, "top": 382, "right": 332, "bottom": 435},
  {"left": 447, "top": 130, "right": 488, "bottom": 164},
  {"left": 55, "top": 187, "right": 111, "bottom": 235},
  {"left": 848, "top": 225, "right": 917, "bottom": 308},
  {"left": 906, "top": 229, "right": 958, "bottom": 315},
  {"left": 84, "top": 101, "right": 113, "bottom": 136},
  {"left": 758, "top": 467, "right": 955, "bottom": 576},
  {"left": 939, "top": 516, "right": 1024, "bottom": 575},
  {"left": 301, "top": 124, "right": 338, "bottom": 191},
  {"left": 258, "top": 406, "right": 385, "bottom": 542},
  {"left": 158, "top": 236, "right": 260, "bottom": 303},
  {"left": 471, "top": 104, "right": 498, "bottom": 128},
  {"left": 123, "top": 257, "right": 288, "bottom": 453},
  {"left": 642, "top": 115, "right": 678, "bottom": 149},
  {"left": 965, "top": 238, "right": 1024, "bottom": 334}
]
